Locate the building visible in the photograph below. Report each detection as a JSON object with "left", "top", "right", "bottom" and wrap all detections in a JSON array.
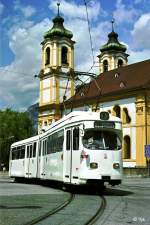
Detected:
[
  {"left": 38, "top": 3, "right": 75, "bottom": 131},
  {"left": 98, "top": 19, "right": 129, "bottom": 73},
  {"left": 38, "top": 5, "right": 150, "bottom": 175}
]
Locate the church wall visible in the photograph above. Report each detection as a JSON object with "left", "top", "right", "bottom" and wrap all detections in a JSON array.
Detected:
[{"left": 98, "top": 97, "right": 137, "bottom": 168}]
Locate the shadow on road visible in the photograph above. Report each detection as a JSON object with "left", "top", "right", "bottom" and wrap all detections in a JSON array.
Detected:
[{"left": 103, "top": 187, "right": 133, "bottom": 196}]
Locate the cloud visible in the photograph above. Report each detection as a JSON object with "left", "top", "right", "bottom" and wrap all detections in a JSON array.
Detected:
[
  {"left": 0, "top": 1, "right": 4, "bottom": 15},
  {"left": 134, "top": 0, "right": 142, "bottom": 4},
  {"left": 132, "top": 13, "right": 150, "bottom": 49},
  {"left": 0, "top": 18, "right": 51, "bottom": 110},
  {"left": 113, "top": 0, "right": 139, "bottom": 24},
  {"left": 63, "top": 17, "right": 110, "bottom": 74},
  {"left": 1, "top": 0, "right": 149, "bottom": 110},
  {"left": 128, "top": 49, "right": 150, "bottom": 64},
  {"left": 14, "top": 0, "right": 36, "bottom": 18},
  {"left": 49, "top": 0, "right": 106, "bottom": 20},
  {"left": 0, "top": 0, "right": 109, "bottom": 110},
  {"left": 21, "top": 5, "right": 36, "bottom": 18}
]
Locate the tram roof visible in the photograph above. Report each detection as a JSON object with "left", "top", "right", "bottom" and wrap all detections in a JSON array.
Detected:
[
  {"left": 41, "top": 110, "right": 121, "bottom": 136},
  {"left": 11, "top": 111, "right": 121, "bottom": 146},
  {"left": 11, "top": 135, "right": 39, "bottom": 147}
]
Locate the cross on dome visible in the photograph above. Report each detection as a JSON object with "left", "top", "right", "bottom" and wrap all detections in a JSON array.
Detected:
[
  {"left": 111, "top": 18, "right": 115, "bottom": 32},
  {"left": 57, "top": 2, "right": 60, "bottom": 16}
]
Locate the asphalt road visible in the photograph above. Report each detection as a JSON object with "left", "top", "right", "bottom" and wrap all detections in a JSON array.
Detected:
[
  {"left": 0, "top": 176, "right": 150, "bottom": 225},
  {"left": 96, "top": 178, "right": 150, "bottom": 225}
]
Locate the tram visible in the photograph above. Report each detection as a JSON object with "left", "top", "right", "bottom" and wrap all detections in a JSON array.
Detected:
[{"left": 9, "top": 111, "right": 123, "bottom": 186}]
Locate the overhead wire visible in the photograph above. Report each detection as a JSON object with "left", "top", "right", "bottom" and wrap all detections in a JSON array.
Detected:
[
  {"left": 84, "top": 0, "right": 95, "bottom": 69},
  {"left": 68, "top": 0, "right": 102, "bottom": 111}
]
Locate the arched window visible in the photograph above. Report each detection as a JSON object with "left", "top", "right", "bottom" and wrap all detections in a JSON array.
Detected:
[
  {"left": 123, "top": 135, "right": 131, "bottom": 159},
  {"left": 103, "top": 60, "right": 108, "bottom": 72},
  {"left": 122, "top": 108, "right": 131, "bottom": 124},
  {"left": 45, "top": 47, "right": 50, "bottom": 65},
  {"left": 113, "top": 105, "right": 121, "bottom": 118},
  {"left": 118, "top": 59, "right": 123, "bottom": 67},
  {"left": 61, "top": 46, "right": 68, "bottom": 65}
]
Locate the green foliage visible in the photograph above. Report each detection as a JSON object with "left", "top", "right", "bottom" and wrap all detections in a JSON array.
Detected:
[{"left": 0, "top": 108, "right": 34, "bottom": 170}]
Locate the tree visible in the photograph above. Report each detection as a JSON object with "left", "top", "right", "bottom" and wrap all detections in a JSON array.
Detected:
[{"left": 0, "top": 109, "right": 34, "bottom": 170}]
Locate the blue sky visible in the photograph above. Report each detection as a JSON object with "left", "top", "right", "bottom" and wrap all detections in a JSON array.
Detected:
[{"left": 0, "top": 0, "right": 150, "bottom": 110}]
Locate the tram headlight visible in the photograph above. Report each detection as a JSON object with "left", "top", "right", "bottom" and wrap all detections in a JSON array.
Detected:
[
  {"left": 113, "top": 163, "right": 120, "bottom": 169},
  {"left": 90, "top": 162, "right": 98, "bottom": 169}
]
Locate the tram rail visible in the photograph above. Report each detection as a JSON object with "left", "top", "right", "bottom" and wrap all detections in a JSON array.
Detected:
[
  {"left": 22, "top": 192, "right": 106, "bottom": 225},
  {"left": 23, "top": 193, "right": 75, "bottom": 225},
  {"left": 84, "top": 196, "right": 106, "bottom": 225}
]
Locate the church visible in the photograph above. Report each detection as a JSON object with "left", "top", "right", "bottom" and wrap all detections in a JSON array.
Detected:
[{"left": 38, "top": 4, "right": 150, "bottom": 176}]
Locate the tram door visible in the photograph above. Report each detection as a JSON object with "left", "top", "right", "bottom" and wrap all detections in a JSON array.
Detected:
[
  {"left": 64, "top": 127, "right": 80, "bottom": 184},
  {"left": 39, "top": 139, "right": 47, "bottom": 179},
  {"left": 25, "top": 142, "right": 37, "bottom": 178},
  {"left": 37, "top": 140, "right": 41, "bottom": 178}
]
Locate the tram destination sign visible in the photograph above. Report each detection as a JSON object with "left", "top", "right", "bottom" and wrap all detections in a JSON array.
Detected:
[
  {"left": 94, "top": 121, "right": 115, "bottom": 129},
  {"left": 145, "top": 145, "right": 150, "bottom": 158}
]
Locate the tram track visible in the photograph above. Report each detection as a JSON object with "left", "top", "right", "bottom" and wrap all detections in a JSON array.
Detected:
[
  {"left": 23, "top": 192, "right": 75, "bottom": 225},
  {"left": 22, "top": 192, "right": 106, "bottom": 225},
  {"left": 84, "top": 196, "right": 106, "bottom": 225}
]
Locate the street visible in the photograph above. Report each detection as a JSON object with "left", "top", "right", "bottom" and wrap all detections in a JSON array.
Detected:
[{"left": 0, "top": 175, "right": 150, "bottom": 225}]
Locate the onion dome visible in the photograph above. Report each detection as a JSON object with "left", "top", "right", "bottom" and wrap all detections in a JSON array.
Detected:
[
  {"left": 44, "top": 3, "right": 73, "bottom": 39},
  {"left": 100, "top": 20, "right": 127, "bottom": 53}
]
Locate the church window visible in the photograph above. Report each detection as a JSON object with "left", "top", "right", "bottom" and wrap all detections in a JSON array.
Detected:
[
  {"left": 113, "top": 105, "right": 121, "bottom": 118},
  {"left": 103, "top": 60, "right": 108, "bottom": 72},
  {"left": 122, "top": 107, "right": 131, "bottom": 124},
  {"left": 123, "top": 135, "right": 131, "bottom": 159},
  {"left": 61, "top": 46, "right": 68, "bottom": 65},
  {"left": 45, "top": 47, "right": 50, "bottom": 65},
  {"left": 118, "top": 59, "right": 123, "bottom": 67}
]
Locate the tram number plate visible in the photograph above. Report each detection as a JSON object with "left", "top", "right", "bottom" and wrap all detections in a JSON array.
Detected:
[{"left": 94, "top": 121, "right": 115, "bottom": 129}]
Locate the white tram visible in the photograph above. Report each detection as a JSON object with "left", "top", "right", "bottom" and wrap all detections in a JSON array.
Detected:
[{"left": 9, "top": 111, "right": 123, "bottom": 186}]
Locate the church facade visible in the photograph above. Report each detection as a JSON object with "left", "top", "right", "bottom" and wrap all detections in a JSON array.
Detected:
[{"left": 38, "top": 5, "right": 150, "bottom": 175}]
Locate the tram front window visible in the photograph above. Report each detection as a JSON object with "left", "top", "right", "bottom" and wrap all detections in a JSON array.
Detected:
[{"left": 82, "top": 130, "right": 121, "bottom": 150}]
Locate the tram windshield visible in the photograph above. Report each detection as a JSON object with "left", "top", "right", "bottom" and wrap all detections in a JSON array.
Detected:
[{"left": 82, "top": 129, "right": 121, "bottom": 150}]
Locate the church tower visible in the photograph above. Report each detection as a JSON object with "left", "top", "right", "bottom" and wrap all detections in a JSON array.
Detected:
[
  {"left": 38, "top": 3, "right": 75, "bottom": 131},
  {"left": 98, "top": 20, "right": 129, "bottom": 73}
]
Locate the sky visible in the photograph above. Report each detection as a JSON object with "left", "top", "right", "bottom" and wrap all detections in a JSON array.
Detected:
[{"left": 0, "top": 0, "right": 150, "bottom": 111}]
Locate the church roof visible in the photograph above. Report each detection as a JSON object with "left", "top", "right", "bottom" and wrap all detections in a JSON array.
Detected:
[
  {"left": 100, "top": 20, "right": 127, "bottom": 53},
  {"left": 66, "top": 59, "right": 150, "bottom": 106},
  {"left": 100, "top": 31, "right": 127, "bottom": 52},
  {"left": 44, "top": 14, "right": 73, "bottom": 40}
]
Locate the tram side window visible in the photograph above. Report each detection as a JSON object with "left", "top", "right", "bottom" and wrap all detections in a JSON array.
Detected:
[
  {"left": 57, "top": 130, "right": 64, "bottom": 152},
  {"left": 42, "top": 140, "right": 47, "bottom": 156},
  {"left": 66, "top": 130, "right": 71, "bottom": 150},
  {"left": 12, "top": 148, "right": 17, "bottom": 160},
  {"left": 33, "top": 142, "right": 36, "bottom": 157},
  {"left": 39, "top": 141, "right": 41, "bottom": 156},
  {"left": 47, "top": 130, "right": 64, "bottom": 154},
  {"left": 20, "top": 146, "right": 25, "bottom": 159},
  {"left": 73, "top": 127, "right": 79, "bottom": 150},
  {"left": 30, "top": 145, "right": 33, "bottom": 158},
  {"left": 44, "top": 140, "right": 47, "bottom": 155},
  {"left": 12, "top": 146, "right": 25, "bottom": 160},
  {"left": 47, "top": 136, "right": 52, "bottom": 154},
  {"left": 42, "top": 141, "right": 45, "bottom": 156},
  {"left": 27, "top": 146, "right": 30, "bottom": 158}
]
